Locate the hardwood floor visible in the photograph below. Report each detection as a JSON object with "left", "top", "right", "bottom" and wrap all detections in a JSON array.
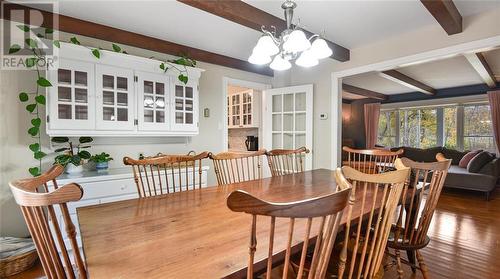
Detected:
[{"left": 8, "top": 188, "right": 499, "bottom": 279}]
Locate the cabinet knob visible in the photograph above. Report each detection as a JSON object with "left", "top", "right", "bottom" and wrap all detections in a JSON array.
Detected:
[{"left": 121, "top": 185, "right": 127, "bottom": 190}]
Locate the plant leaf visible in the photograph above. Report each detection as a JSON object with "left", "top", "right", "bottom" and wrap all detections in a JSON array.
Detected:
[
  {"left": 37, "top": 77, "right": 52, "bottom": 87},
  {"left": 54, "top": 154, "right": 71, "bottom": 166},
  {"left": 19, "top": 92, "right": 29, "bottom": 102},
  {"left": 35, "top": 95, "right": 46, "bottom": 105},
  {"left": 29, "top": 167, "right": 40, "bottom": 177},
  {"left": 45, "top": 28, "right": 54, "bottom": 34},
  {"left": 79, "top": 137, "right": 93, "bottom": 144},
  {"left": 54, "top": 147, "right": 69, "bottom": 152},
  {"left": 71, "top": 155, "right": 81, "bottom": 166},
  {"left": 28, "top": 126, "right": 39, "bottom": 136},
  {"left": 122, "top": 51, "right": 128, "bottom": 54},
  {"left": 25, "top": 38, "right": 37, "bottom": 49},
  {"left": 34, "top": 151, "right": 46, "bottom": 160},
  {"left": 29, "top": 143, "right": 40, "bottom": 152},
  {"left": 9, "top": 44, "right": 21, "bottom": 54},
  {"left": 36, "top": 33, "right": 44, "bottom": 38},
  {"left": 91, "top": 48, "right": 100, "bottom": 59},
  {"left": 25, "top": 57, "right": 37, "bottom": 68},
  {"left": 17, "top": 25, "right": 30, "bottom": 32},
  {"left": 159, "top": 63, "right": 165, "bottom": 70},
  {"left": 70, "top": 37, "right": 81, "bottom": 45},
  {"left": 78, "top": 150, "right": 91, "bottom": 159},
  {"left": 26, "top": 103, "right": 37, "bottom": 113},
  {"left": 112, "top": 43, "right": 121, "bottom": 52},
  {"left": 53, "top": 40, "right": 60, "bottom": 48},
  {"left": 31, "top": 117, "right": 41, "bottom": 127},
  {"left": 178, "top": 74, "right": 188, "bottom": 84},
  {"left": 51, "top": 137, "right": 69, "bottom": 143}
]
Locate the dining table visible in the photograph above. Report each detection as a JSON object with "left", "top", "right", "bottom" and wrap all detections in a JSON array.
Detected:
[{"left": 77, "top": 169, "right": 386, "bottom": 278}]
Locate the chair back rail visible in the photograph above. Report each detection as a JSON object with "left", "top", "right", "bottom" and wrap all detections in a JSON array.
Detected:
[
  {"left": 9, "top": 165, "right": 87, "bottom": 279},
  {"left": 266, "top": 147, "right": 310, "bottom": 176},
  {"left": 123, "top": 152, "right": 209, "bottom": 198},
  {"left": 209, "top": 150, "right": 266, "bottom": 185},
  {"left": 342, "top": 146, "right": 403, "bottom": 174},
  {"left": 338, "top": 160, "right": 409, "bottom": 279},
  {"left": 227, "top": 184, "right": 351, "bottom": 279},
  {"left": 391, "top": 153, "right": 451, "bottom": 248}
]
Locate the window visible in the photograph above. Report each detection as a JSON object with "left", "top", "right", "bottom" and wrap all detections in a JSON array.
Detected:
[{"left": 377, "top": 102, "right": 495, "bottom": 152}]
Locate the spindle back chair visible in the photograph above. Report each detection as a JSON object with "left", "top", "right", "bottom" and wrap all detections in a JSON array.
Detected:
[
  {"left": 342, "top": 146, "right": 403, "bottom": 174},
  {"left": 9, "top": 165, "right": 87, "bottom": 279},
  {"left": 226, "top": 183, "right": 351, "bottom": 279},
  {"left": 209, "top": 150, "right": 266, "bottom": 185},
  {"left": 337, "top": 160, "right": 409, "bottom": 279},
  {"left": 266, "top": 147, "right": 310, "bottom": 176},
  {"left": 123, "top": 152, "right": 209, "bottom": 198},
  {"left": 388, "top": 153, "right": 451, "bottom": 279}
]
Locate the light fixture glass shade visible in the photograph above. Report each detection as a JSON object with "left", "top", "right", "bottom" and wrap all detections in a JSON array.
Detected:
[
  {"left": 253, "top": 35, "right": 279, "bottom": 56},
  {"left": 248, "top": 51, "right": 271, "bottom": 65},
  {"left": 310, "top": 38, "right": 332, "bottom": 59},
  {"left": 283, "top": 30, "right": 311, "bottom": 53},
  {"left": 295, "top": 50, "right": 318, "bottom": 67},
  {"left": 270, "top": 55, "right": 291, "bottom": 71}
]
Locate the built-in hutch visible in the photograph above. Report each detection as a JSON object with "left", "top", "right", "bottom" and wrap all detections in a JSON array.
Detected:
[
  {"left": 47, "top": 43, "right": 203, "bottom": 136},
  {"left": 227, "top": 89, "right": 260, "bottom": 128}
]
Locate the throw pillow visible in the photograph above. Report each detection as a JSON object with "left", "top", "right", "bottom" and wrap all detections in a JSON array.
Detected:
[
  {"left": 459, "top": 150, "right": 482, "bottom": 168},
  {"left": 467, "top": 151, "right": 495, "bottom": 173}
]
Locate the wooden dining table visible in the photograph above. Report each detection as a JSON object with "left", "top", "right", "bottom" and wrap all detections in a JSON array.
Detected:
[{"left": 77, "top": 169, "right": 384, "bottom": 278}]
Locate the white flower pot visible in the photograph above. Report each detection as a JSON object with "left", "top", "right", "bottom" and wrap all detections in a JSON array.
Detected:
[{"left": 65, "top": 164, "right": 83, "bottom": 174}]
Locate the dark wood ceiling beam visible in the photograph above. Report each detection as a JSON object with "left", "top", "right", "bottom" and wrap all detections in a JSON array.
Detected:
[
  {"left": 463, "top": 52, "right": 496, "bottom": 88},
  {"left": 342, "top": 84, "right": 388, "bottom": 100},
  {"left": 178, "top": 0, "right": 350, "bottom": 62},
  {"left": 379, "top": 70, "right": 436, "bottom": 95},
  {"left": 420, "top": 0, "right": 462, "bottom": 35},
  {"left": 0, "top": 2, "right": 273, "bottom": 76}
]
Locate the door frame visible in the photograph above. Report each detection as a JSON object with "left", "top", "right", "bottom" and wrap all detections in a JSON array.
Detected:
[
  {"left": 330, "top": 35, "right": 500, "bottom": 170},
  {"left": 222, "top": 77, "right": 271, "bottom": 152}
]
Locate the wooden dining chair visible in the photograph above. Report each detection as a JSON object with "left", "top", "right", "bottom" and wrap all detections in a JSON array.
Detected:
[
  {"left": 226, "top": 185, "right": 351, "bottom": 279},
  {"left": 387, "top": 153, "right": 451, "bottom": 279},
  {"left": 9, "top": 165, "right": 87, "bottom": 279},
  {"left": 123, "top": 151, "right": 209, "bottom": 198},
  {"left": 342, "top": 146, "right": 403, "bottom": 174},
  {"left": 335, "top": 159, "right": 410, "bottom": 279},
  {"left": 209, "top": 150, "right": 266, "bottom": 185},
  {"left": 265, "top": 147, "right": 310, "bottom": 176}
]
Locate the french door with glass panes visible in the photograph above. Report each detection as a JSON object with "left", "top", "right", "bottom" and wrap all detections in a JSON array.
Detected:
[
  {"left": 95, "top": 65, "right": 134, "bottom": 131},
  {"left": 137, "top": 72, "right": 170, "bottom": 131},
  {"left": 171, "top": 80, "right": 198, "bottom": 131},
  {"left": 263, "top": 84, "right": 313, "bottom": 170},
  {"left": 48, "top": 58, "right": 95, "bottom": 130}
]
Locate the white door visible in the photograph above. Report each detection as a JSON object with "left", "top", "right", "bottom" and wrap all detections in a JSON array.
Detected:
[
  {"left": 137, "top": 71, "right": 171, "bottom": 131},
  {"left": 263, "top": 84, "right": 313, "bottom": 170},
  {"left": 171, "top": 80, "right": 198, "bottom": 132},
  {"left": 95, "top": 65, "right": 134, "bottom": 131},
  {"left": 47, "top": 58, "right": 95, "bottom": 130}
]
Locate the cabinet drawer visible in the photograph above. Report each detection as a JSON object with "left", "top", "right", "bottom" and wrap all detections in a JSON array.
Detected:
[
  {"left": 100, "top": 193, "right": 138, "bottom": 204},
  {"left": 80, "top": 179, "right": 137, "bottom": 200}
]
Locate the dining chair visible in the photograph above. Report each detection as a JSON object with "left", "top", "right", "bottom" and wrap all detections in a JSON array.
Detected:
[
  {"left": 9, "top": 165, "right": 87, "bottom": 279},
  {"left": 265, "top": 147, "right": 310, "bottom": 176},
  {"left": 123, "top": 151, "right": 209, "bottom": 198},
  {"left": 209, "top": 150, "right": 266, "bottom": 185},
  {"left": 335, "top": 159, "right": 410, "bottom": 279},
  {"left": 342, "top": 146, "right": 404, "bottom": 174},
  {"left": 387, "top": 153, "right": 451, "bottom": 279},
  {"left": 226, "top": 185, "right": 351, "bottom": 279}
]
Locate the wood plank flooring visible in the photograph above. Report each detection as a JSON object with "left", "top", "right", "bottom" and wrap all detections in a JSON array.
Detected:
[{"left": 8, "top": 188, "right": 499, "bottom": 279}]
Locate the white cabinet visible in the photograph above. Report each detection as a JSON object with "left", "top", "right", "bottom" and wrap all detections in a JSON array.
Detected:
[
  {"left": 228, "top": 89, "right": 259, "bottom": 128},
  {"left": 46, "top": 42, "right": 203, "bottom": 136}
]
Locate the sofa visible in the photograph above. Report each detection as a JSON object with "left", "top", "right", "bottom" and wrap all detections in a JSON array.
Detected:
[{"left": 391, "top": 146, "right": 499, "bottom": 200}]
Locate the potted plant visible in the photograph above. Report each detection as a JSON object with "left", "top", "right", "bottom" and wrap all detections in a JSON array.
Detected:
[
  {"left": 52, "top": 137, "right": 93, "bottom": 174},
  {"left": 90, "top": 152, "right": 113, "bottom": 170}
]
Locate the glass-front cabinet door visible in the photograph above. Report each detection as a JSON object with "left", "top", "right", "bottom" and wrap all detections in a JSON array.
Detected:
[
  {"left": 48, "top": 59, "right": 95, "bottom": 130},
  {"left": 230, "top": 93, "right": 241, "bottom": 127},
  {"left": 137, "top": 72, "right": 170, "bottom": 131},
  {"left": 242, "top": 90, "right": 253, "bottom": 127},
  {"left": 171, "top": 80, "right": 198, "bottom": 131},
  {"left": 95, "top": 65, "right": 134, "bottom": 131}
]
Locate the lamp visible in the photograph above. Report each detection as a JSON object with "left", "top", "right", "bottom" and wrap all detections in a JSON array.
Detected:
[
  {"left": 310, "top": 37, "right": 332, "bottom": 59},
  {"left": 270, "top": 55, "right": 291, "bottom": 71},
  {"left": 296, "top": 50, "right": 318, "bottom": 67}
]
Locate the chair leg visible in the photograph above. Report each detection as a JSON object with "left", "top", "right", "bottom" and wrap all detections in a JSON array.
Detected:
[
  {"left": 395, "top": 249, "right": 404, "bottom": 279},
  {"left": 416, "top": 250, "right": 429, "bottom": 279},
  {"left": 406, "top": 250, "right": 417, "bottom": 273}
]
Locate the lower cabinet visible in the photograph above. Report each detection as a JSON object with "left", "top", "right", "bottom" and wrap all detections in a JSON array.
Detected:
[{"left": 47, "top": 166, "right": 209, "bottom": 260}]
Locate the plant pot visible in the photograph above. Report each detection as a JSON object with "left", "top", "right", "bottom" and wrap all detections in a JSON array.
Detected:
[
  {"left": 95, "top": 162, "right": 109, "bottom": 170},
  {"left": 65, "top": 164, "right": 83, "bottom": 174}
]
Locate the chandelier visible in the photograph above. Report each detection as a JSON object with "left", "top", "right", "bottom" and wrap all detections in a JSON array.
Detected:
[{"left": 248, "top": 0, "right": 333, "bottom": 71}]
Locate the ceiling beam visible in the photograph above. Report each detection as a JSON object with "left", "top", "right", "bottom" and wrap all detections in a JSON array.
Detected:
[
  {"left": 463, "top": 52, "right": 497, "bottom": 88},
  {"left": 178, "top": 0, "right": 350, "bottom": 62},
  {"left": 379, "top": 70, "right": 436, "bottom": 95},
  {"left": 342, "top": 84, "right": 388, "bottom": 100},
  {"left": 420, "top": 0, "right": 462, "bottom": 35},
  {"left": 0, "top": 1, "right": 273, "bottom": 76}
]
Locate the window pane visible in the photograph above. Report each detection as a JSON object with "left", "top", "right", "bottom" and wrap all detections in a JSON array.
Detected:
[
  {"left": 419, "top": 109, "right": 437, "bottom": 148},
  {"left": 378, "top": 111, "right": 396, "bottom": 147},
  {"left": 464, "top": 105, "right": 494, "bottom": 151},
  {"left": 444, "top": 107, "right": 457, "bottom": 149}
]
